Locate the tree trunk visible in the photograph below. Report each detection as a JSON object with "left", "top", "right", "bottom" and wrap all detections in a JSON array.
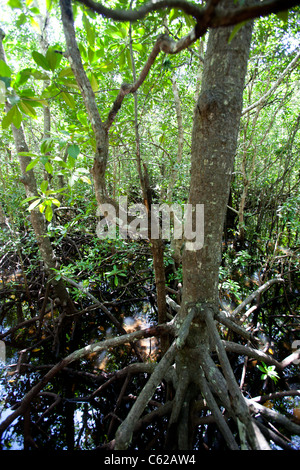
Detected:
[
  {"left": 60, "top": 0, "right": 169, "bottom": 354},
  {"left": 175, "top": 0, "right": 262, "bottom": 449},
  {"left": 0, "top": 28, "right": 74, "bottom": 321}
]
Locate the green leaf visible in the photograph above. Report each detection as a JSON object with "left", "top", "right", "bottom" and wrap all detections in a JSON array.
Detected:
[
  {"left": 228, "top": 21, "right": 248, "bottom": 43},
  {"left": 40, "top": 156, "right": 49, "bottom": 165},
  {"left": 32, "top": 51, "right": 51, "bottom": 71},
  {"left": 82, "top": 14, "right": 95, "bottom": 46},
  {"left": 26, "top": 157, "right": 40, "bottom": 171},
  {"left": 46, "top": 0, "right": 53, "bottom": 11},
  {"left": 119, "top": 50, "right": 126, "bottom": 70},
  {"left": 67, "top": 156, "right": 76, "bottom": 170},
  {"left": 2, "top": 105, "right": 16, "bottom": 129},
  {"left": 77, "top": 112, "right": 87, "bottom": 126},
  {"left": 19, "top": 100, "right": 37, "bottom": 117},
  {"left": 41, "top": 138, "right": 55, "bottom": 154},
  {"left": 100, "top": 62, "right": 115, "bottom": 72},
  {"left": 39, "top": 202, "right": 45, "bottom": 213},
  {"left": 0, "top": 60, "right": 12, "bottom": 77},
  {"left": 45, "top": 205, "right": 53, "bottom": 222},
  {"left": 27, "top": 198, "right": 42, "bottom": 211},
  {"left": 40, "top": 180, "right": 49, "bottom": 193},
  {"left": 56, "top": 160, "right": 69, "bottom": 169},
  {"left": 88, "top": 46, "right": 95, "bottom": 64},
  {"left": 132, "top": 43, "right": 144, "bottom": 53},
  {"left": 12, "top": 106, "right": 22, "bottom": 128},
  {"left": 16, "top": 12, "right": 27, "bottom": 26},
  {"left": 51, "top": 198, "right": 61, "bottom": 207},
  {"left": 0, "top": 76, "right": 11, "bottom": 89},
  {"left": 61, "top": 91, "right": 76, "bottom": 109},
  {"left": 29, "top": 6, "right": 40, "bottom": 14},
  {"left": 80, "top": 175, "right": 91, "bottom": 184},
  {"left": 44, "top": 161, "right": 53, "bottom": 174},
  {"left": 58, "top": 67, "right": 74, "bottom": 78},
  {"left": 19, "top": 151, "right": 39, "bottom": 157},
  {"left": 183, "top": 12, "right": 196, "bottom": 28},
  {"left": 169, "top": 8, "right": 181, "bottom": 23},
  {"left": 89, "top": 73, "right": 98, "bottom": 92},
  {"left": 79, "top": 43, "right": 88, "bottom": 61},
  {"left": 2, "top": 105, "right": 22, "bottom": 129},
  {"left": 8, "top": 0, "right": 23, "bottom": 8},
  {"left": 14, "top": 68, "right": 32, "bottom": 86},
  {"left": 30, "top": 16, "right": 41, "bottom": 34},
  {"left": 20, "top": 195, "right": 38, "bottom": 205},
  {"left": 8, "top": 93, "right": 20, "bottom": 107},
  {"left": 67, "top": 144, "right": 80, "bottom": 159},
  {"left": 126, "top": 49, "right": 132, "bottom": 71},
  {"left": 46, "top": 46, "right": 62, "bottom": 71},
  {"left": 30, "top": 70, "right": 50, "bottom": 80}
]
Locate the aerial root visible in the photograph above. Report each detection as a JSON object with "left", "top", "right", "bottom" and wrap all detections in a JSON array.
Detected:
[
  {"left": 194, "top": 366, "right": 240, "bottom": 450},
  {"left": 114, "top": 339, "right": 178, "bottom": 450},
  {"left": 202, "top": 305, "right": 265, "bottom": 450},
  {"left": 165, "top": 368, "right": 190, "bottom": 449}
]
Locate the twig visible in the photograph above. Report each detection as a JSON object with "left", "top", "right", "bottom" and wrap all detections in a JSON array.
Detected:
[{"left": 62, "top": 275, "right": 126, "bottom": 334}]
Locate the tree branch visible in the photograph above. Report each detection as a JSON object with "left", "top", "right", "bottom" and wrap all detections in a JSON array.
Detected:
[
  {"left": 232, "top": 277, "right": 285, "bottom": 318},
  {"left": 105, "top": 31, "right": 199, "bottom": 130},
  {"left": 246, "top": 397, "right": 300, "bottom": 436},
  {"left": 242, "top": 49, "right": 300, "bottom": 116},
  {"left": 74, "top": 0, "right": 300, "bottom": 28},
  {"left": 223, "top": 340, "right": 282, "bottom": 369},
  {"left": 211, "top": 0, "right": 300, "bottom": 28},
  {"left": 74, "top": 0, "right": 211, "bottom": 23}
]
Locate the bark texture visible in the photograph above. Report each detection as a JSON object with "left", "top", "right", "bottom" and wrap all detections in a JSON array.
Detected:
[{"left": 174, "top": 0, "right": 259, "bottom": 449}]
